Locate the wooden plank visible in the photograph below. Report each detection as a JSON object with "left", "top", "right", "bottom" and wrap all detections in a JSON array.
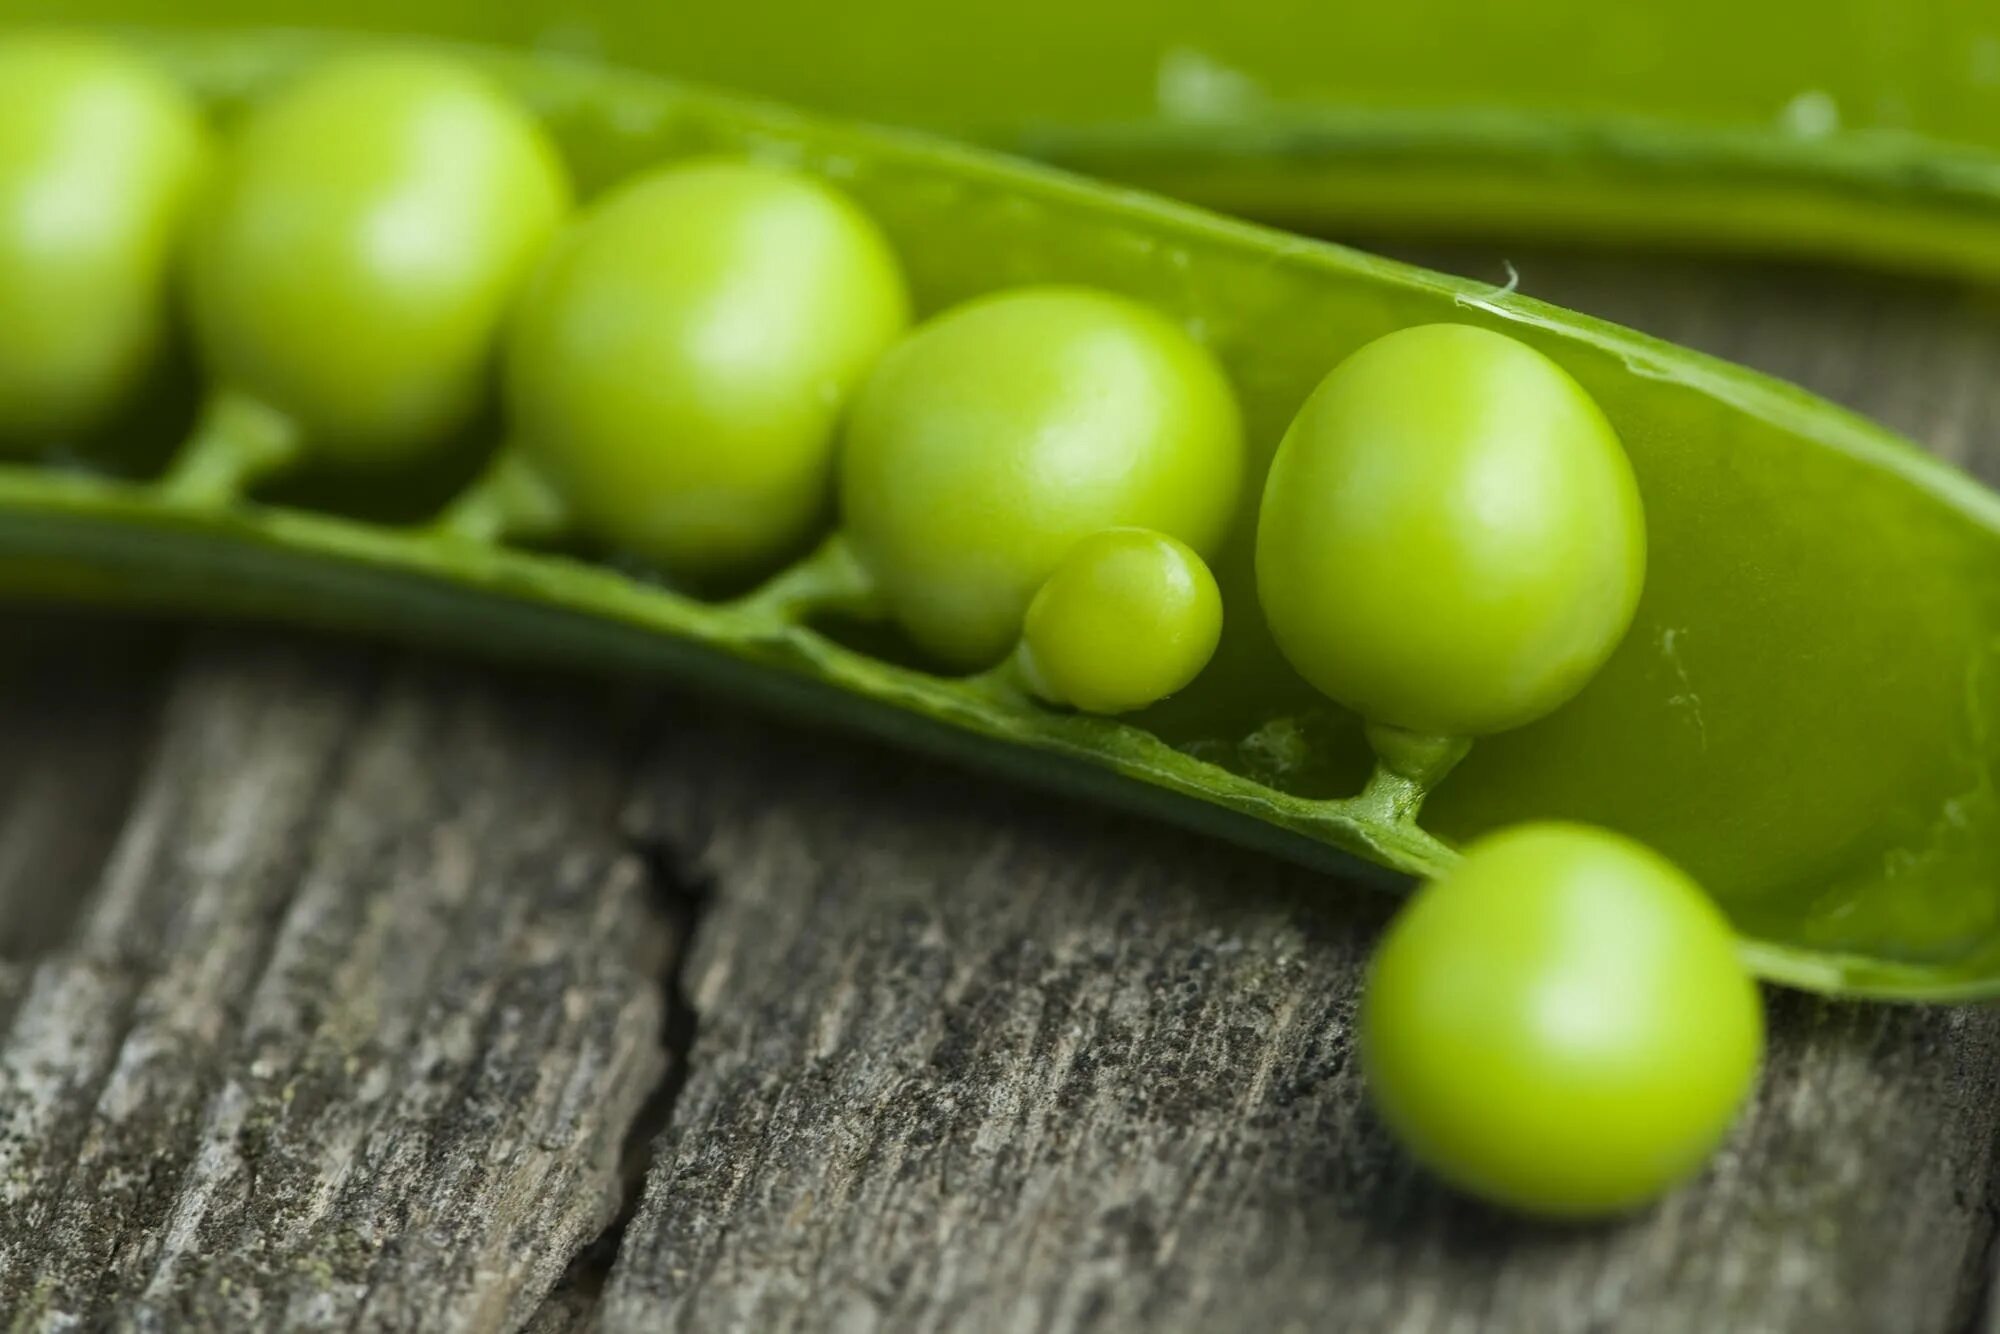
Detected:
[
  {"left": 595, "top": 251, "right": 2000, "bottom": 1333},
  {"left": 0, "top": 638, "right": 673, "bottom": 1330}
]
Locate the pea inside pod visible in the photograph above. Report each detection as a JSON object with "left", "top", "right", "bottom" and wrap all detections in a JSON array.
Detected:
[
  {"left": 164, "top": 49, "right": 570, "bottom": 501},
  {"left": 836, "top": 286, "right": 1245, "bottom": 670},
  {"left": 1258, "top": 323, "right": 1646, "bottom": 814},
  {"left": 1014, "top": 527, "right": 1223, "bottom": 715},
  {"left": 0, "top": 35, "right": 208, "bottom": 446},
  {"left": 446, "top": 157, "right": 910, "bottom": 579},
  {"left": 447, "top": 175, "right": 1234, "bottom": 703}
]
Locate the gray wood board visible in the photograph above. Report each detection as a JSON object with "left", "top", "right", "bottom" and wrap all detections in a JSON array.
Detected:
[{"left": 0, "top": 640, "right": 672, "bottom": 1329}]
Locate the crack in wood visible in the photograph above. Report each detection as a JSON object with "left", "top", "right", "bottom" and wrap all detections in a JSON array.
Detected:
[{"left": 528, "top": 835, "right": 714, "bottom": 1328}]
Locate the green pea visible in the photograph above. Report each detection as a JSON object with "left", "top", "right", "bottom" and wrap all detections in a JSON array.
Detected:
[
  {"left": 1257, "top": 323, "right": 1645, "bottom": 738},
  {"left": 1016, "top": 528, "right": 1221, "bottom": 714},
  {"left": 505, "top": 158, "right": 909, "bottom": 577},
  {"left": 0, "top": 35, "right": 208, "bottom": 443},
  {"left": 1362, "top": 822, "right": 1762, "bottom": 1218},
  {"left": 840, "top": 286, "right": 1243, "bottom": 669},
  {"left": 185, "top": 50, "right": 569, "bottom": 471}
]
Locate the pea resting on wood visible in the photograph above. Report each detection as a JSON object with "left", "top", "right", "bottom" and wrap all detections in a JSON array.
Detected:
[
  {"left": 1363, "top": 822, "right": 1763, "bottom": 1218},
  {"left": 163, "top": 49, "right": 570, "bottom": 502},
  {"left": 442, "top": 157, "right": 910, "bottom": 580},
  {"left": 0, "top": 35, "right": 209, "bottom": 445}
]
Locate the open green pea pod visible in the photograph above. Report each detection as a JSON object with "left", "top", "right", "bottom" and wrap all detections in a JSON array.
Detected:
[{"left": 3, "top": 32, "right": 1999, "bottom": 1003}]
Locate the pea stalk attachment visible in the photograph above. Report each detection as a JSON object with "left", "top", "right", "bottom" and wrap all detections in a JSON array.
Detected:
[
  {"left": 431, "top": 447, "right": 570, "bottom": 546},
  {"left": 727, "top": 533, "right": 887, "bottom": 627},
  {"left": 159, "top": 389, "right": 301, "bottom": 505},
  {"left": 1353, "top": 726, "right": 1474, "bottom": 827}
]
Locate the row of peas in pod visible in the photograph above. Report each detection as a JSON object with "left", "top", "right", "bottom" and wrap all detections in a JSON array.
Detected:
[{"left": 1, "top": 34, "right": 1764, "bottom": 1219}]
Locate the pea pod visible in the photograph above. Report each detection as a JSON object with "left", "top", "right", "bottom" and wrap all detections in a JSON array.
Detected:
[
  {"left": 39, "top": 0, "right": 2000, "bottom": 280},
  {"left": 5, "top": 32, "right": 1999, "bottom": 1001}
]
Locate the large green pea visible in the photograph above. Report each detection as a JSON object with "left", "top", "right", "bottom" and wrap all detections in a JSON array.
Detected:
[
  {"left": 506, "top": 159, "right": 909, "bottom": 577},
  {"left": 186, "top": 50, "right": 569, "bottom": 467},
  {"left": 0, "top": 35, "right": 208, "bottom": 443},
  {"left": 1257, "top": 323, "right": 1645, "bottom": 738},
  {"left": 840, "top": 287, "right": 1243, "bottom": 669},
  {"left": 1362, "top": 822, "right": 1763, "bottom": 1218}
]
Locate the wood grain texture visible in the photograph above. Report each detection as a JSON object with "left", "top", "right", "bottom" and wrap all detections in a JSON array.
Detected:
[
  {"left": 0, "top": 637, "right": 671, "bottom": 1331},
  {"left": 4, "top": 250, "right": 2000, "bottom": 1333}
]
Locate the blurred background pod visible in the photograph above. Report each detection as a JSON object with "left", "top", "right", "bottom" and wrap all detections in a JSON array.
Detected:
[{"left": 33, "top": 0, "right": 2000, "bottom": 279}]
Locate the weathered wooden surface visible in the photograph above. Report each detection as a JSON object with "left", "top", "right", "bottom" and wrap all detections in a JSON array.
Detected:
[
  {"left": 2, "top": 250, "right": 2000, "bottom": 1332},
  {"left": 0, "top": 638, "right": 672, "bottom": 1329}
]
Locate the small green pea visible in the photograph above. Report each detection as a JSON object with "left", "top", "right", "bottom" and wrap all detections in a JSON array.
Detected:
[
  {"left": 1017, "top": 528, "right": 1221, "bottom": 714},
  {"left": 841, "top": 286, "right": 1243, "bottom": 669},
  {"left": 506, "top": 158, "right": 909, "bottom": 577},
  {"left": 0, "top": 35, "right": 208, "bottom": 443},
  {"left": 1257, "top": 323, "right": 1645, "bottom": 737},
  {"left": 186, "top": 50, "right": 570, "bottom": 468},
  {"left": 1362, "top": 822, "right": 1762, "bottom": 1218}
]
